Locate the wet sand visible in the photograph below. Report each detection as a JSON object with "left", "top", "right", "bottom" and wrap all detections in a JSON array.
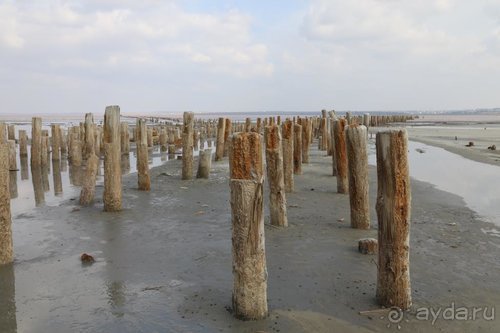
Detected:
[
  {"left": 1, "top": 140, "right": 500, "bottom": 332},
  {"left": 405, "top": 124, "right": 500, "bottom": 167}
]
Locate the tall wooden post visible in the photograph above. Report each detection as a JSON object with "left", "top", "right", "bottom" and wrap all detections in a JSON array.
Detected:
[
  {"left": 31, "top": 117, "right": 42, "bottom": 166},
  {"left": 245, "top": 118, "right": 251, "bottom": 132},
  {"left": 0, "top": 123, "right": 6, "bottom": 144},
  {"left": 80, "top": 154, "right": 99, "bottom": 205},
  {"left": 293, "top": 124, "right": 302, "bottom": 175},
  {"left": 8, "top": 141, "right": 17, "bottom": 171},
  {"left": 121, "top": 122, "right": 130, "bottom": 155},
  {"left": 52, "top": 159, "right": 63, "bottom": 196},
  {"left": 0, "top": 144, "right": 13, "bottom": 264},
  {"left": 375, "top": 129, "right": 411, "bottom": 310},
  {"left": 345, "top": 125, "right": 369, "bottom": 229},
  {"left": 281, "top": 119, "right": 294, "bottom": 193},
  {"left": 84, "top": 113, "right": 95, "bottom": 159},
  {"left": 51, "top": 124, "right": 61, "bottom": 160},
  {"left": 182, "top": 112, "right": 194, "bottom": 180},
  {"left": 215, "top": 117, "right": 226, "bottom": 161},
  {"left": 301, "top": 118, "right": 311, "bottom": 163},
  {"left": 136, "top": 118, "right": 151, "bottom": 191},
  {"left": 229, "top": 132, "right": 267, "bottom": 320},
  {"left": 103, "top": 106, "right": 122, "bottom": 212},
  {"left": 223, "top": 118, "right": 232, "bottom": 157},
  {"left": 333, "top": 119, "right": 348, "bottom": 194},
  {"left": 19, "top": 130, "right": 28, "bottom": 157},
  {"left": 330, "top": 118, "right": 337, "bottom": 176},
  {"left": 7, "top": 125, "right": 15, "bottom": 142},
  {"left": 265, "top": 125, "right": 288, "bottom": 227}
]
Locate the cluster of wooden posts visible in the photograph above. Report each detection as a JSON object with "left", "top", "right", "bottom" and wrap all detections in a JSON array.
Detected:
[
  {"left": 0, "top": 109, "right": 413, "bottom": 320},
  {"left": 225, "top": 110, "right": 413, "bottom": 319}
]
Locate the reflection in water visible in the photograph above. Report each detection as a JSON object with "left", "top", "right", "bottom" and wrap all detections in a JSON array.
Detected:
[
  {"left": 20, "top": 157, "right": 29, "bottom": 180},
  {"left": 121, "top": 155, "right": 130, "bottom": 175},
  {"left": 69, "top": 164, "right": 83, "bottom": 186},
  {"left": 41, "top": 166, "right": 50, "bottom": 192},
  {"left": 60, "top": 157, "right": 68, "bottom": 173},
  {"left": 106, "top": 280, "right": 126, "bottom": 318},
  {"left": 0, "top": 264, "right": 17, "bottom": 333},
  {"left": 52, "top": 159, "right": 63, "bottom": 196},
  {"left": 9, "top": 171, "right": 18, "bottom": 199},
  {"left": 31, "top": 165, "right": 45, "bottom": 206}
]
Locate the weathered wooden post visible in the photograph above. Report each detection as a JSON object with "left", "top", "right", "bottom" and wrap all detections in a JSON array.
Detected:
[
  {"left": 59, "top": 127, "right": 67, "bottom": 156},
  {"left": 265, "top": 125, "right": 288, "bottom": 227},
  {"left": 160, "top": 127, "right": 167, "bottom": 152},
  {"left": 136, "top": 118, "right": 151, "bottom": 191},
  {"left": 333, "top": 119, "right": 348, "bottom": 193},
  {"left": 19, "top": 130, "right": 28, "bottom": 157},
  {"left": 182, "top": 112, "right": 194, "bottom": 180},
  {"left": 320, "top": 117, "right": 328, "bottom": 151},
  {"left": 0, "top": 123, "right": 6, "bottom": 144},
  {"left": 52, "top": 159, "right": 63, "bottom": 196},
  {"left": 330, "top": 118, "right": 337, "bottom": 176},
  {"left": 196, "top": 149, "right": 212, "bottom": 179},
  {"left": 41, "top": 134, "right": 49, "bottom": 168},
  {"left": 79, "top": 154, "right": 99, "bottom": 205},
  {"left": 147, "top": 128, "right": 153, "bottom": 148},
  {"left": 8, "top": 141, "right": 17, "bottom": 171},
  {"left": 7, "top": 125, "right": 15, "bottom": 142},
  {"left": 0, "top": 143, "right": 13, "bottom": 264},
  {"left": 301, "top": 118, "right": 311, "bottom": 163},
  {"left": 281, "top": 119, "right": 294, "bottom": 192},
  {"left": 229, "top": 132, "right": 268, "bottom": 320},
  {"left": 345, "top": 125, "right": 369, "bottom": 229},
  {"left": 84, "top": 113, "right": 95, "bottom": 159},
  {"left": 223, "top": 118, "right": 232, "bottom": 157},
  {"left": 375, "top": 129, "right": 412, "bottom": 310},
  {"left": 245, "top": 118, "right": 251, "bottom": 132},
  {"left": 215, "top": 117, "right": 226, "bottom": 161},
  {"left": 293, "top": 123, "right": 302, "bottom": 175},
  {"left": 103, "top": 106, "right": 122, "bottom": 212},
  {"left": 120, "top": 122, "right": 130, "bottom": 155},
  {"left": 51, "top": 124, "right": 61, "bottom": 160},
  {"left": 31, "top": 117, "right": 42, "bottom": 166},
  {"left": 20, "top": 156, "right": 29, "bottom": 180}
]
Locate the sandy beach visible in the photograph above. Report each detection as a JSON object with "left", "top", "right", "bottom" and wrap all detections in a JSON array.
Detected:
[{"left": 1, "top": 131, "right": 500, "bottom": 332}]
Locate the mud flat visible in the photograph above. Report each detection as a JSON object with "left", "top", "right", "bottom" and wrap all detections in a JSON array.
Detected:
[{"left": 1, "top": 142, "right": 500, "bottom": 332}]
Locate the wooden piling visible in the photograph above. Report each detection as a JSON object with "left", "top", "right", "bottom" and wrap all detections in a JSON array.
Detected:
[
  {"left": 182, "top": 112, "right": 194, "bottom": 180},
  {"left": 84, "top": 113, "right": 95, "bottom": 159},
  {"left": 293, "top": 124, "right": 302, "bottom": 175},
  {"left": 345, "top": 125, "right": 369, "bottom": 229},
  {"left": 265, "top": 125, "right": 288, "bottom": 227},
  {"left": 333, "top": 119, "right": 348, "bottom": 193},
  {"left": 52, "top": 159, "right": 63, "bottom": 196},
  {"left": 0, "top": 143, "right": 13, "bottom": 264},
  {"left": 215, "top": 117, "right": 226, "bottom": 161},
  {"left": 229, "top": 132, "right": 268, "bottom": 320},
  {"left": 19, "top": 130, "right": 28, "bottom": 157},
  {"left": 281, "top": 119, "right": 294, "bottom": 192},
  {"left": 8, "top": 141, "right": 17, "bottom": 171},
  {"left": 51, "top": 124, "right": 61, "bottom": 160},
  {"left": 136, "top": 118, "right": 151, "bottom": 191},
  {"left": 79, "top": 154, "right": 99, "bottom": 205},
  {"left": 31, "top": 117, "right": 42, "bottom": 166},
  {"left": 330, "top": 118, "right": 337, "bottom": 176},
  {"left": 196, "top": 149, "right": 212, "bottom": 179},
  {"left": 0, "top": 123, "right": 6, "bottom": 144},
  {"left": 301, "top": 118, "right": 311, "bottom": 163},
  {"left": 375, "top": 129, "right": 412, "bottom": 310},
  {"left": 120, "top": 122, "right": 130, "bottom": 155},
  {"left": 7, "top": 125, "right": 15, "bottom": 142},
  {"left": 103, "top": 106, "right": 122, "bottom": 212},
  {"left": 223, "top": 118, "right": 232, "bottom": 157}
]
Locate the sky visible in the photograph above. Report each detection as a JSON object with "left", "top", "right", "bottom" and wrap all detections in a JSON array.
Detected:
[{"left": 1, "top": 0, "right": 500, "bottom": 114}]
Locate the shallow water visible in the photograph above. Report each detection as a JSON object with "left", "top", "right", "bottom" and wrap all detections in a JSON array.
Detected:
[
  {"left": 368, "top": 140, "right": 500, "bottom": 229},
  {"left": 9, "top": 141, "right": 212, "bottom": 216}
]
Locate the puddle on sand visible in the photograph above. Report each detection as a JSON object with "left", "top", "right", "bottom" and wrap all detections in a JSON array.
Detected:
[{"left": 368, "top": 140, "right": 500, "bottom": 232}]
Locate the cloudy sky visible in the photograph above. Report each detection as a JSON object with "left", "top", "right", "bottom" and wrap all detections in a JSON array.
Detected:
[{"left": 1, "top": 0, "right": 499, "bottom": 114}]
